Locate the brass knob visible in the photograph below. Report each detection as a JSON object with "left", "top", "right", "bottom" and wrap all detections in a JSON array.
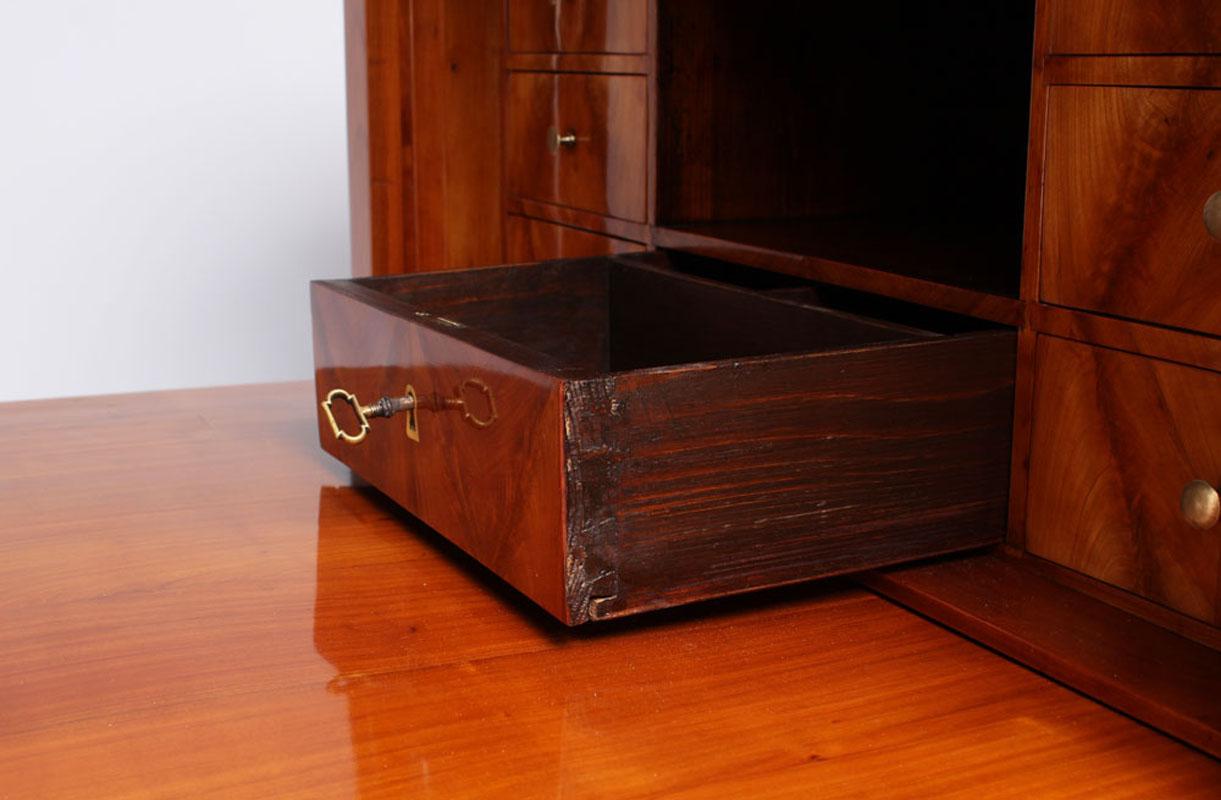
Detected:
[
  {"left": 1180, "top": 479, "right": 1220, "bottom": 530},
  {"left": 547, "top": 125, "right": 577, "bottom": 154},
  {"left": 1205, "top": 191, "right": 1221, "bottom": 242}
]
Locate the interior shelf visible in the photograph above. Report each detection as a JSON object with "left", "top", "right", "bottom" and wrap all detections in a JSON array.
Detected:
[{"left": 654, "top": 218, "right": 1025, "bottom": 325}]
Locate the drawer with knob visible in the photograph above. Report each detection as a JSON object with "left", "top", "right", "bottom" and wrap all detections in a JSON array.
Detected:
[
  {"left": 1026, "top": 336, "right": 1221, "bottom": 624},
  {"left": 508, "top": 0, "right": 648, "bottom": 54},
  {"left": 311, "top": 253, "right": 1016, "bottom": 624},
  {"left": 506, "top": 72, "right": 647, "bottom": 223},
  {"left": 1040, "top": 86, "right": 1221, "bottom": 336}
]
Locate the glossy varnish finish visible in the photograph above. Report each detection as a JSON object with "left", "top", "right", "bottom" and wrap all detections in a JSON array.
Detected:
[
  {"left": 2, "top": 383, "right": 1219, "bottom": 797},
  {"left": 506, "top": 71, "right": 648, "bottom": 223},
  {"left": 1040, "top": 86, "right": 1221, "bottom": 336},
  {"left": 1025, "top": 336, "right": 1221, "bottom": 624},
  {"left": 313, "top": 257, "right": 1016, "bottom": 623},
  {"left": 508, "top": 0, "right": 648, "bottom": 54}
]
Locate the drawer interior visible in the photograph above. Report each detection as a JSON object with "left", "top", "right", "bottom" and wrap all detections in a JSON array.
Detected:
[{"left": 355, "top": 256, "right": 950, "bottom": 378}]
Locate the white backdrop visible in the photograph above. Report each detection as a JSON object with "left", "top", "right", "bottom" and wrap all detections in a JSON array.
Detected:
[{"left": 0, "top": 1, "right": 351, "bottom": 402}]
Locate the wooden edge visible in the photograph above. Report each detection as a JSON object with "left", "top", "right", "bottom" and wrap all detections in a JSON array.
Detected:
[
  {"left": 1032, "top": 304, "right": 1221, "bottom": 373},
  {"left": 1045, "top": 55, "right": 1221, "bottom": 89},
  {"left": 344, "top": 0, "right": 373, "bottom": 277},
  {"left": 651, "top": 225, "right": 1025, "bottom": 326},
  {"left": 509, "top": 198, "right": 651, "bottom": 243},
  {"left": 862, "top": 552, "right": 1221, "bottom": 759}
]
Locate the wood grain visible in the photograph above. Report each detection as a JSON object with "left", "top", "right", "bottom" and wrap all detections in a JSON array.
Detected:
[
  {"left": 508, "top": 0, "right": 647, "bottom": 54},
  {"left": 1046, "top": 55, "right": 1221, "bottom": 89},
  {"left": 1, "top": 383, "right": 1219, "bottom": 798},
  {"left": 866, "top": 552, "right": 1221, "bottom": 759},
  {"left": 506, "top": 71, "right": 648, "bottom": 222},
  {"left": 506, "top": 214, "right": 645, "bottom": 262},
  {"left": 1025, "top": 336, "right": 1221, "bottom": 624},
  {"left": 1047, "top": 0, "right": 1221, "bottom": 55},
  {"left": 1040, "top": 86, "right": 1221, "bottom": 336}
]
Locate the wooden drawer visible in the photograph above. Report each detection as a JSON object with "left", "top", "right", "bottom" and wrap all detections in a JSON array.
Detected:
[
  {"left": 508, "top": 0, "right": 647, "bottom": 54},
  {"left": 507, "top": 72, "right": 647, "bottom": 223},
  {"left": 1048, "top": 0, "right": 1220, "bottom": 55},
  {"left": 1026, "top": 337, "right": 1221, "bottom": 624},
  {"left": 1041, "top": 87, "right": 1221, "bottom": 336},
  {"left": 506, "top": 215, "right": 645, "bottom": 262},
  {"left": 312, "top": 254, "right": 1016, "bottom": 624}
]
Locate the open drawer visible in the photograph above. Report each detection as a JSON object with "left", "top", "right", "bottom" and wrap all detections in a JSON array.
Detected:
[{"left": 311, "top": 253, "right": 1016, "bottom": 624}]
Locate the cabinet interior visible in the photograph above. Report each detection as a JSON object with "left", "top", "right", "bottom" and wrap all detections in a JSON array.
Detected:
[{"left": 656, "top": 0, "right": 1036, "bottom": 300}]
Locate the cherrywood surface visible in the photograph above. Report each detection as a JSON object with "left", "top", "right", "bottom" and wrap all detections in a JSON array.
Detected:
[
  {"left": 2, "top": 383, "right": 1219, "bottom": 798},
  {"left": 312, "top": 280, "right": 570, "bottom": 619},
  {"left": 1047, "top": 0, "right": 1221, "bottom": 55},
  {"left": 505, "top": 52, "right": 650, "bottom": 74},
  {"left": 506, "top": 214, "right": 644, "bottom": 262},
  {"left": 344, "top": 0, "right": 505, "bottom": 275},
  {"left": 508, "top": 197, "right": 651, "bottom": 243},
  {"left": 508, "top": 0, "right": 647, "bottom": 54},
  {"left": 1025, "top": 336, "right": 1221, "bottom": 624},
  {"left": 1045, "top": 54, "right": 1221, "bottom": 88},
  {"left": 1041, "top": 86, "right": 1221, "bottom": 336},
  {"left": 866, "top": 552, "right": 1221, "bottom": 759},
  {"left": 506, "top": 71, "right": 648, "bottom": 223}
]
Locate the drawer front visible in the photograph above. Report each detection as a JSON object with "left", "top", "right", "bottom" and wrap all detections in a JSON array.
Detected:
[
  {"left": 1048, "top": 0, "right": 1220, "bottom": 55},
  {"left": 507, "top": 72, "right": 647, "bottom": 222},
  {"left": 1026, "top": 337, "right": 1221, "bottom": 624},
  {"left": 311, "top": 281, "right": 569, "bottom": 620},
  {"left": 1041, "top": 87, "right": 1221, "bottom": 336},
  {"left": 509, "top": 0, "right": 647, "bottom": 54},
  {"left": 506, "top": 215, "right": 645, "bottom": 262}
]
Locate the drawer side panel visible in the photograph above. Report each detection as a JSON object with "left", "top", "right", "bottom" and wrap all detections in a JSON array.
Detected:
[{"left": 588, "top": 332, "right": 1017, "bottom": 617}]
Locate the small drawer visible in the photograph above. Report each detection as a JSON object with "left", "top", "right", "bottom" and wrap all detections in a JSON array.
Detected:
[
  {"left": 1026, "top": 336, "right": 1221, "bottom": 624},
  {"left": 508, "top": 0, "right": 647, "bottom": 54},
  {"left": 507, "top": 72, "right": 647, "bottom": 223},
  {"left": 1041, "top": 86, "right": 1221, "bottom": 336},
  {"left": 1048, "top": 0, "right": 1220, "bottom": 55},
  {"left": 506, "top": 215, "right": 645, "bottom": 262},
  {"left": 312, "top": 254, "right": 1015, "bottom": 624}
]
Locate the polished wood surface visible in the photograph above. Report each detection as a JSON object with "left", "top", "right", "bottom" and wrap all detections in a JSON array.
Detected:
[
  {"left": 506, "top": 214, "right": 644, "bottom": 262},
  {"left": 314, "top": 258, "right": 1014, "bottom": 622},
  {"left": 345, "top": 0, "right": 505, "bottom": 275},
  {"left": 508, "top": 0, "right": 647, "bottom": 54},
  {"left": 507, "top": 71, "right": 648, "bottom": 223},
  {"left": 2, "top": 383, "right": 1219, "bottom": 798},
  {"left": 312, "top": 278, "right": 570, "bottom": 620},
  {"left": 866, "top": 552, "right": 1221, "bottom": 758},
  {"left": 1045, "top": 54, "right": 1221, "bottom": 88},
  {"left": 1047, "top": 0, "right": 1221, "bottom": 55},
  {"left": 1025, "top": 336, "right": 1221, "bottom": 624},
  {"left": 1041, "top": 86, "right": 1221, "bottom": 336}
]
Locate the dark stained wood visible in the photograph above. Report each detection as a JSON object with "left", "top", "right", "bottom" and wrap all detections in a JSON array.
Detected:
[
  {"left": 1025, "top": 336, "right": 1221, "bottom": 625},
  {"left": 4, "top": 384, "right": 1218, "bottom": 797},
  {"left": 508, "top": 0, "right": 647, "bottom": 54},
  {"left": 865, "top": 552, "right": 1221, "bottom": 759},
  {"left": 1040, "top": 86, "right": 1221, "bottom": 336},
  {"left": 506, "top": 215, "right": 645, "bottom": 262},
  {"left": 1046, "top": 55, "right": 1221, "bottom": 88},
  {"left": 653, "top": 220, "right": 1025, "bottom": 325},
  {"left": 506, "top": 71, "right": 648, "bottom": 222},
  {"left": 572, "top": 331, "right": 1016, "bottom": 619},
  {"left": 1047, "top": 0, "right": 1221, "bottom": 55}
]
